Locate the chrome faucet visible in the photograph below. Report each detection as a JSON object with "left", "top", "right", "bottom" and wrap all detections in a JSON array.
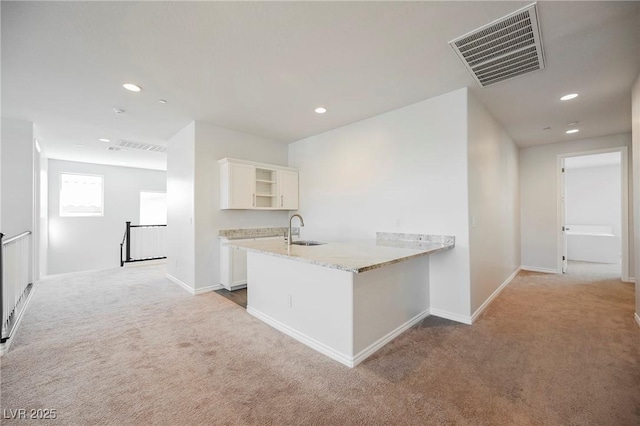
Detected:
[{"left": 288, "top": 214, "right": 304, "bottom": 247}]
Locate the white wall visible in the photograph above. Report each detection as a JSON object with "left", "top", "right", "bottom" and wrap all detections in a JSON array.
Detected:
[
  {"left": 1, "top": 118, "right": 34, "bottom": 238},
  {"left": 566, "top": 165, "right": 621, "bottom": 238},
  {"left": 167, "top": 123, "right": 196, "bottom": 288},
  {"left": 38, "top": 154, "right": 48, "bottom": 279},
  {"left": 288, "top": 88, "right": 472, "bottom": 319},
  {"left": 166, "top": 121, "right": 289, "bottom": 292},
  {"left": 48, "top": 159, "right": 166, "bottom": 275},
  {"left": 520, "top": 133, "right": 633, "bottom": 274},
  {"left": 193, "top": 122, "right": 289, "bottom": 290},
  {"left": 632, "top": 72, "right": 640, "bottom": 319},
  {"left": 467, "top": 93, "right": 520, "bottom": 315}
]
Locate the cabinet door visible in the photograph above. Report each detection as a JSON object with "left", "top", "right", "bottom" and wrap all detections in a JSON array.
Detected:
[
  {"left": 219, "top": 238, "right": 249, "bottom": 290},
  {"left": 278, "top": 170, "right": 299, "bottom": 210},
  {"left": 229, "top": 162, "right": 256, "bottom": 209}
]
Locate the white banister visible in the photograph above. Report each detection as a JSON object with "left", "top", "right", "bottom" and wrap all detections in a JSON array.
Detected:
[{"left": 1, "top": 231, "right": 33, "bottom": 343}]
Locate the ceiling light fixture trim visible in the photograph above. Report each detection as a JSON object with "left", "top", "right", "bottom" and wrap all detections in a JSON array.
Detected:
[
  {"left": 560, "top": 93, "right": 579, "bottom": 101},
  {"left": 123, "top": 83, "right": 142, "bottom": 92}
]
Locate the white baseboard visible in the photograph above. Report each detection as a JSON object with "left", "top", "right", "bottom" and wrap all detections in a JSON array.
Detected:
[
  {"left": 520, "top": 265, "right": 558, "bottom": 274},
  {"left": 248, "top": 306, "right": 355, "bottom": 367},
  {"left": 166, "top": 273, "right": 223, "bottom": 295},
  {"left": 635, "top": 313, "right": 640, "bottom": 328},
  {"left": 0, "top": 282, "right": 37, "bottom": 356},
  {"left": 166, "top": 273, "right": 194, "bottom": 294},
  {"left": 429, "top": 308, "right": 472, "bottom": 325},
  {"left": 470, "top": 267, "right": 520, "bottom": 323},
  {"left": 352, "top": 309, "right": 431, "bottom": 367},
  {"left": 247, "top": 306, "right": 430, "bottom": 368},
  {"left": 622, "top": 277, "right": 635, "bottom": 283},
  {"left": 194, "top": 284, "right": 223, "bottom": 294}
]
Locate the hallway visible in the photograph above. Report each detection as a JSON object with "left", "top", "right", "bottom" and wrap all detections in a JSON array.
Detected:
[{"left": 1, "top": 264, "right": 638, "bottom": 425}]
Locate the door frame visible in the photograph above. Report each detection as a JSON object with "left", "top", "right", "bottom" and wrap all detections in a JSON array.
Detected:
[{"left": 556, "top": 146, "right": 629, "bottom": 280}]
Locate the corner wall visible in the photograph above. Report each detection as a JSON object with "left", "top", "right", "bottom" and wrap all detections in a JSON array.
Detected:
[
  {"left": 632, "top": 72, "right": 640, "bottom": 320},
  {"left": 193, "top": 122, "right": 289, "bottom": 291},
  {"left": 167, "top": 123, "right": 196, "bottom": 288},
  {"left": 1, "top": 118, "right": 34, "bottom": 237},
  {"left": 288, "top": 88, "right": 472, "bottom": 319},
  {"left": 520, "top": 133, "right": 633, "bottom": 275},
  {"left": 467, "top": 92, "right": 520, "bottom": 317},
  {"left": 166, "top": 121, "right": 290, "bottom": 292}
]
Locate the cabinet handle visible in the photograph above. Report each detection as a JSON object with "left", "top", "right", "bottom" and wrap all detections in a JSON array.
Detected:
[
  {"left": 253, "top": 193, "right": 255, "bottom": 206},
  {"left": 281, "top": 195, "right": 283, "bottom": 207}
]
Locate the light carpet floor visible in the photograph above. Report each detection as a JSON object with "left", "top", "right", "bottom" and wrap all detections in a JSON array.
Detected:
[{"left": 1, "top": 264, "right": 638, "bottom": 425}]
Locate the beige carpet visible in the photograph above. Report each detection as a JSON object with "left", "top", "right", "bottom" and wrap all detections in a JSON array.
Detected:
[{"left": 1, "top": 264, "right": 638, "bottom": 425}]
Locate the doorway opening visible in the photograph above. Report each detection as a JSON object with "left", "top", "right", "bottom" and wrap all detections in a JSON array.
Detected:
[{"left": 557, "top": 148, "right": 628, "bottom": 280}]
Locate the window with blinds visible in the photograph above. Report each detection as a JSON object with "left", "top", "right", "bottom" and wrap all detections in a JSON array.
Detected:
[{"left": 59, "top": 173, "right": 104, "bottom": 217}]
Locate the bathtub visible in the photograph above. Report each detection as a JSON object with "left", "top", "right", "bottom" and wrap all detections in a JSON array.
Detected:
[{"left": 566, "top": 225, "right": 620, "bottom": 264}]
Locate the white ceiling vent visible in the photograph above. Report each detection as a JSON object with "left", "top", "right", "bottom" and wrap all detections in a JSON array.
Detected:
[
  {"left": 118, "top": 140, "right": 167, "bottom": 153},
  {"left": 449, "top": 3, "right": 545, "bottom": 87}
]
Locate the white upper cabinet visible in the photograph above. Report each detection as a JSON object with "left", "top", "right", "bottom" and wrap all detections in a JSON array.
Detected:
[
  {"left": 219, "top": 158, "right": 299, "bottom": 210},
  {"left": 220, "top": 160, "right": 255, "bottom": 209},
  {"left": 278, "top": 169, "right": 299, "bottom": 210}
]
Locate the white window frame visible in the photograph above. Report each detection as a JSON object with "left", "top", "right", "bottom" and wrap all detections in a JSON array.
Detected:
[
  {"left": 139, "top": 190, "right": 167, "bottom": 225},
  {"left": 59, "top": 172, "right": 105, "bottom": 217}
]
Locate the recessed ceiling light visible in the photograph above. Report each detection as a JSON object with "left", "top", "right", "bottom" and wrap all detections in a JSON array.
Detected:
[
  {"left": 113, "top": 108, "right": 126, "bottom": 115},
  {"left": 543, "top": 127, "right": 551, "bottom": 131},
  {"left": 315, "top": 107, "right": 327, "bottom": 114},
  {"left": 123, "top": 83, "right": 142, "bottom": 92},
  {"left": 158, "top": 99, "right": 168, "bottom": 104},
  {"left": 76, "top": 143, "right": 84, "bottom": 147},
  {"left": 98, "top": 138, "right": 110, "bottom": 142},
  {"left": 560, "top": 93, "right": 578, "bottom": 101},
  {"left": 567, "top": 121, "right": 579, "bottom": 126},
  {"left": 566, "top": 129, "right": 580, "bottom": 134}
]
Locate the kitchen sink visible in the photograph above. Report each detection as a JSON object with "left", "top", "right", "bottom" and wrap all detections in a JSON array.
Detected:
[{"left": 291, "top": 240, "right": 326, "bottom": 246}]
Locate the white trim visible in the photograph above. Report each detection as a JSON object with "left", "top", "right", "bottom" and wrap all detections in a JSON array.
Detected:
[
  {"left": 248, "top": 306, "right": 355, "bottom": 367},
  {"left": 470, "top": 267, "right": 520, "bottom": 323},
  {"left": 429, "top": 308, "right": 472, "bottom": 325},
  {"left": 520, "top": 265, "right": 558, "bottom": 274},
  {"left": 248, "top": 306, "right": 430, "bottom": 368},
  {"left": 194, "top": 284, "right": 223, "bottom": 294},
  {"left": 166, "top": 273, "right": 222, "bottom": 295},
  {"left": 352, "top": 309, "right": 431, "bottom": 366},
  {"left": 166, "top": 273, "right": 194, "bottom": 294},
  {"left": 556, "top": 147, "right": 630, "bottom": 280},
  {"left": 0, "top": 282, "right": 37, "bottom": 356},
  {"left": 635, "top": 313, "right": 640, "bottom": 328},
  {"left": 622, "top": 277, "right": 635, "bottom": 283}
]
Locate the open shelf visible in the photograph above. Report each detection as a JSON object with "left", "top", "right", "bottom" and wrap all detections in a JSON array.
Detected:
[{"left": 255, "top": 168, "right": 278, "bottom": 208}]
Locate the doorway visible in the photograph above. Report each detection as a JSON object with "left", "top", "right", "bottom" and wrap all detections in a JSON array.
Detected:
[{"left": 557, "top": 147, "right": 628, "bottom": 280}]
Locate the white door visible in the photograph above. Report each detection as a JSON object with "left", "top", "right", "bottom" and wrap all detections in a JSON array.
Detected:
[
  {"left": 278, "top": 170, "right": 299, "bottom": 210},
  {"left": 230, "top": 163, "right": 256, "bottom": 209},
  {"left": 561, "top": 158, "right": 568, "bottom": 273}
]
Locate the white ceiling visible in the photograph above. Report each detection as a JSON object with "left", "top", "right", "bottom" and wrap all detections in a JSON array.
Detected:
[
  {"left": 3, "top": 1, "right": 639, "bottom": 171},
  {"left": 564, "top": 152, "right": 621, "bottom": 169}
]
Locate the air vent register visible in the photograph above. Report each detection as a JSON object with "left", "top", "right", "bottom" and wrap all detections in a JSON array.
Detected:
[{"left": 449, "top": 3, "right": 545, "bottom": 87}]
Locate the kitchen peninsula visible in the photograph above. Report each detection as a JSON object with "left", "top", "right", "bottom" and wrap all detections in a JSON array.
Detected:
[{"left": 226, "top": 232, "right": 454, "bottom": 367}]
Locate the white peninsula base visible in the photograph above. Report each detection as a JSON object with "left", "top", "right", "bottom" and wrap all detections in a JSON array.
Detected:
[{"left": 246, "top": 251, "right": 430, "bottom": 367}]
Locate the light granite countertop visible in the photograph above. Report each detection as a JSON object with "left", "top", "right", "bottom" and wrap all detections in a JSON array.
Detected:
[
  {"left": 218, "top": 227, "right": 298, "bottom": 240},
  {"left": 225, "top": 232, "right": 454, "bottom": 273}
]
